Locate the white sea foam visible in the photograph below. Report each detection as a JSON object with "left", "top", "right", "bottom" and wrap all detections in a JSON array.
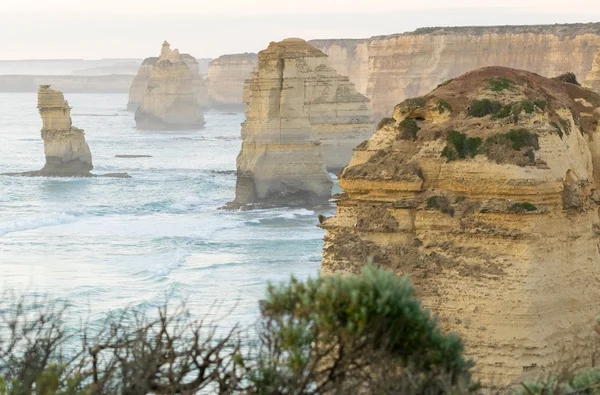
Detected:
[
  {"left": 170, "top": 195, "right": 203, "bottom": 211},
  {"left": 276, "top": 208, "right": 315, "bottom": 219},
  {"left": 0, "top": 213, "right": 79, "bottom": 237}
]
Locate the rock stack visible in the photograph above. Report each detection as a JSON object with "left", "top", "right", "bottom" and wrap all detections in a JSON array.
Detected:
[
  {"left": 226, "top": 39, "right": 334, "bottom": 208},
  {"left": 33, "top": 85, "right": 93, "bottom": 176},
  {"left": 320, "top": 67, "right": 600, "bottom": 383},
  {"left": 133, "top": 41, "right": 206, "bottom": 130},
  {"left": 126, "top": 57, "right": 158, "bottom": 111}
]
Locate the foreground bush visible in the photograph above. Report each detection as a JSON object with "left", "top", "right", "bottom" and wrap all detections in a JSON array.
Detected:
[
  {"left": 246, "top": 266, "right": 476, "bottom": 394},
  {"left": 0, "top": 266, "right": 478, "bottom": 394}
]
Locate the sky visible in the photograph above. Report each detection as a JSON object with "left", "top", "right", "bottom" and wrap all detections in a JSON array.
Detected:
[{"left": 1, "top": 0, "right": 599, "bottom": 59}]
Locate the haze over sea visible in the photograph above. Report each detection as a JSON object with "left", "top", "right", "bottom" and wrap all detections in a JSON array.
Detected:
[{"left": 0, "top": 93, "right": 335, "bottom": 330}]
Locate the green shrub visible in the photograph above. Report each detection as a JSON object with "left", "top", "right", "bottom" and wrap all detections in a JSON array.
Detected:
[
  {"left": 485, "top": 129, "right": 539, "bottom": 151},
  {"left": 551, "top": 121, "right": 564, "bottom": 138},
  {"left": 559, "top": 118, "right": 572, "bottom": 135},
  {"left": 468, "top": 99, "right": 503, "bottom": 117},
  {"left": 398, "top": 118, "right": 421, "bottom": 140},
  {"left": 492, "top": 104, "right": 513, "bottom": 119},
  {"left": 377, "top": 117, "right": 395, "bottom": 130},
  {"left": 438, "top": 99, "right": 453, "bottom": 113},
  {"left": 486, "top": 77, "right": 514, "bottom": 92},
  {"left": 518, "top": 368, "right": 600, "bottom": 394},
  {"left": 441, "top": 130, "right": 482, "bottom": 161},
  {"left": 251, "top": 265, "right": 476, "bottom": 394},
  {"left": 520, "top": 100, "right": 535, "bottom": 114},
  {"left": 510, "top": 202, "right": 537, "bottom": 213}
]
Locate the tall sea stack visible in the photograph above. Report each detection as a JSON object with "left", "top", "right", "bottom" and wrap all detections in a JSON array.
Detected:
[
  {"left": 134, "top": 41, "right": 205, "bottom": 130},
  {"left": 320, "top": 67, "right": 600, "bottom": 383},
  {"left": 227, "top": 39, "right": 333, "bottom": 209},
  {"left": 35, "top": 85, "right": 93, "bottom": 176}
]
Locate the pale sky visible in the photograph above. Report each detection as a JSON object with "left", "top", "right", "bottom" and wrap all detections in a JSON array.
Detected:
[{"left": 0, "top": 0, "right": 599, "bottom": 59}]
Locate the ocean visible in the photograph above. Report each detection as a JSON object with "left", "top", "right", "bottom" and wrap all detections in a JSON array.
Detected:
[{"left": 0, "top": 93, "right": 335, "bottom": 331}]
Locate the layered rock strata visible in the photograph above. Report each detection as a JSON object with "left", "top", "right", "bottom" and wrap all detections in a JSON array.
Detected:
[
  {"left": 309, "top": 23, "right": 600, "bottom": 116},
  {"left": 227, "top": 39, "right": 333, "bottom": 208},
  {"left": 320, "top": 67, "right": 600, "bottom": 383},
  {"left": 305, "top": 63, "right": 373, "bottom": 172},
  {"left": 3, "top": 86, "right": 130, "bottom": 178},
  {"left": 586, "top": 48, "right": 600, "bottom": 93},
  {"left": 134, "top": 42, "right": 205, "bottom": 130},
  {"left": 127, "top": 43, "right": 209, "bottom": 112},
  {"left": 18, "top": 86, "right": 92, "bottom": 176},
  {"left": 206, "top": 53, "right": 258, "bottom": 110}
]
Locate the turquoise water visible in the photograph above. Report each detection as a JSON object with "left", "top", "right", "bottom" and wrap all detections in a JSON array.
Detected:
[{"left": 0, "top": 93, "right": 333, "bottom": 330}]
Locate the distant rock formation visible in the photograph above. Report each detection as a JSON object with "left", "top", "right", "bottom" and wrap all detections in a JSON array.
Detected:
[
  {"left": 134, "top": 42, "right": 206, "bottom": 130},
  {"left": 206, "top": 53, "right": 258, "bottom": 110},
  {"left": 127, "top": 42, "right": 209, "bottom": 113},
  {"left": 127, "top": 57, "right": 157, "bottom": 111},
  {"left": 10, "top": 86, "right": 92, "bottom": 176},
  {"left": 2, "top": 86, "right": 130, "bottom": 178},
  {"left": 309, "top": 23, "right": 600, "bottom": 116},
  {"left": 320, "top": 67, "right": 600, "bottom": 384},
  {"left": 226, "top": 39, "right": 333, "bottom": 209}
]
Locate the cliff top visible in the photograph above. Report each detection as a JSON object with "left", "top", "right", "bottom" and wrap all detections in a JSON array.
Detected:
[
  {"left": 309, "top": 22, "right": 600, "bottom": 47},
  {"left": 345, "top": 66, "right": 600, "bottom": 179},
  {"left": 261, "top": 38, "right": 327, "bottom": 60},
  {"left": 210, "top": 53, "right": 258, "bottom": 62},
  {"left": 37, "top": 85, "right": 69, "bottom": 109}
]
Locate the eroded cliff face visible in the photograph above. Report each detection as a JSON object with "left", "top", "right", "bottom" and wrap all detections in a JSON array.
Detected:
[
  {"left": 35, "top": 85, "right": 93, "bottom": 176},
  {"left": 320, "top": 67, "right": 600, "bottom": 383},
  {"left": 586, "top": 47, "right": 600, "bottom": 93},
  {"left": 305, "top": 64, "right": 373, "bottom": 172},
  {"left": 227, "top": 39, "right": 333, "bottom": 209},
  {"left": 206, "top": 53, "right": 258, "bottom": 110},
  {"left": 310, "top": 23, "right": 600, "bottom": 116},
  {"left": 128, "top": 45, "right": 208, "bottom": 112},
  {"left": 134, "top": 42, "right": 205, "bottom": 130}
]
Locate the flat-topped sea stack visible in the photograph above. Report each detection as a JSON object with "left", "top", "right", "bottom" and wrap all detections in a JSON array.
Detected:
[
  {"left": 226, "top": 39, "right": 333, "bottom": 209},
  {"left": 320, "top": 67, "right": 600, "bottom": 383},
  {"left": 206, "top": 53, "right": 258, "bottom": 110},
  {"left": 132, "top": 42, "right": 206, "bottom": 130},
  {"left": 309, "top": 23, "right": 600, "bottom": 116}
]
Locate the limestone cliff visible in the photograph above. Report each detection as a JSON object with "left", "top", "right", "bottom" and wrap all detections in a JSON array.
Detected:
[
  {"left": 134, "top": 42, "right": 205, "bottom": 130},
  {"left": 128, "top": 45, "right": 208, "bottom": 112},
  {"left": 305, "top": 63, "right": 373, "bottom": 172},
  {"left": 586, "top": 47, "right": 600, "bottom": 93},
  {"left": 320, "top": 67, "right": 600, "bottom": 383},
  {"left": 309, "top": 23, "right": 600, "bottom": 116},
  {"left": 227, "top": 39, "right": 333, "bottom": 208},
  {"left": 206, "top": 53, "right": 258, "bottom": 110},
  {"left": 32, "top": 85, "right": 92, "bottom": 176}
]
